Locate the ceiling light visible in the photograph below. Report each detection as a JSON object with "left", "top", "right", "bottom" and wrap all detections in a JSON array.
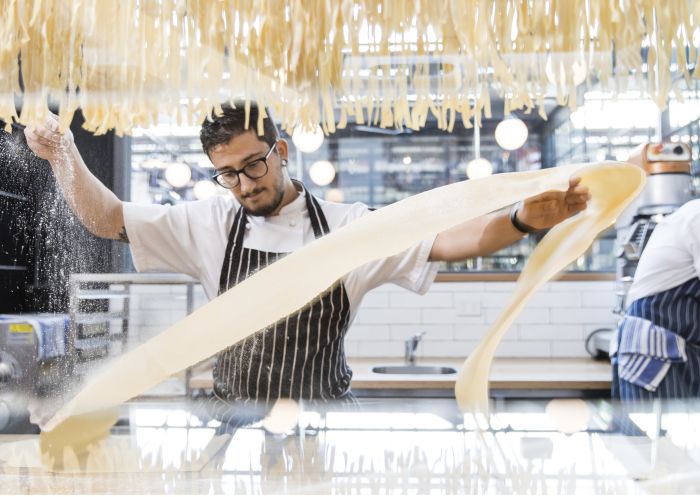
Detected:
[
  {"left": 495, "top": 118, "right": 529, "bottom": 151},
  {"left": 466, "top": 158, "right": 493, "bottom": 179},
  {"left": 309, "top": 160, "right": 336, "bottom": 186},
  {"left": 193, "top": 180, "right": 217, "bottom": 200},
  {"left": 466, "top": 121, "right": 493, "bottom": 179},
  {"left": 164, "top": 162, "right": 192, "bottom": 188},
  {"left": 402, "top": 155, "right": 412, "bottom": 165},
  {"left": 292, "top": 125, "right": 325, "bottom": 153}
]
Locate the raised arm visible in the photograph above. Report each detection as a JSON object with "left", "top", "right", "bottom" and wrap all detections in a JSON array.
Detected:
[
  {"left": 24, "top": 116, "right": 128, "bottom": 242},
  {"left": 429, "top": 177, "right": 590, "bottom": 262}
]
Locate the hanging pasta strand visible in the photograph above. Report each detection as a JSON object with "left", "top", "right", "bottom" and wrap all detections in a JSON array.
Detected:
[{"left": 0, "top": 0, "right": 696, "bottom": 135}]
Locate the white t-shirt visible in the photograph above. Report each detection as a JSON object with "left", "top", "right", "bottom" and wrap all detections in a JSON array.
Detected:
[
  {"left": 122, "top": 189, "right": 439, "bottom": 321},
  {"left": 626, "top": 198, "right": 700, "bottom": 303}
]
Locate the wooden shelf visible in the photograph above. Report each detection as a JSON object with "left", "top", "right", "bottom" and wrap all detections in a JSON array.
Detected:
[
  {"left": 188, "top": 357, "right": 612, "bottom": 392},
  {"left": 436, "top": 271, "right": 615, "bottom": 282}
]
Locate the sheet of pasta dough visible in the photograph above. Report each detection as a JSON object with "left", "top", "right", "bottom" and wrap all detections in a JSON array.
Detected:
[
  {"left": 455, "top": 163, "right": 644, "bottom": 413},
  {"left": 39, "top": 162, "right": 644, "bottom": 449}
]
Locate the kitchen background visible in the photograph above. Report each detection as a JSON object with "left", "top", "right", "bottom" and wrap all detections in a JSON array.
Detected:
[
  {"left": 50, "top": 84, "right": 700, "bottom": 364},
  {"left": 2, "top": 83, "right": 699, "bottom": 363},
  {"left": 124, "top": 279, "right": 615, "bottom": 359}
]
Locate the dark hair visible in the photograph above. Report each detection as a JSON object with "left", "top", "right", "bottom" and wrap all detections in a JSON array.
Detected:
[{"left": 200, "top": 101, "right": 279, "bottom": 156}]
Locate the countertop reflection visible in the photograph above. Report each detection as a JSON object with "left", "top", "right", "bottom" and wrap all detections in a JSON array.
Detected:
[{"left": 1, "top": 397, "right": 699, "bottom": 494}]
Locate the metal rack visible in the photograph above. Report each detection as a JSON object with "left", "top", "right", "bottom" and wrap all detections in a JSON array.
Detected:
[{"left": 68, "top": 272, "right": 198, "bottom": 395}]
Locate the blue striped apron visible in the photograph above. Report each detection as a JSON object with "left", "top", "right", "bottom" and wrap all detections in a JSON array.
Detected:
[{"left": 611, "top": 277, "right": 700, "bottom": 432}]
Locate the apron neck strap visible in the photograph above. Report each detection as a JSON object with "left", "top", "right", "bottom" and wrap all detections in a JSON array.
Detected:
[{"left": 293, "top": 180, "right": 330, "bottom": 238}]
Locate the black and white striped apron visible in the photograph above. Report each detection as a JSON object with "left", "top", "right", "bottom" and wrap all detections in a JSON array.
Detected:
[
  {"left": 209, "top": 184, "right": 354, "bottom": 420},
  {"left": 611, "top": 277, "right": 700, "bottom": 433}
]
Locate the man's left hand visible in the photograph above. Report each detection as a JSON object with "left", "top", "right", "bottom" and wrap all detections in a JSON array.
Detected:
[{"left": 517, "top": 176, "right": 591, "bottom": 231}]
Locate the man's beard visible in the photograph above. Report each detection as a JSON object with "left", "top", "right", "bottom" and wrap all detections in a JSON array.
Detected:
[{"left": 243, "top": 181, "right": 286, "bottom": 217}]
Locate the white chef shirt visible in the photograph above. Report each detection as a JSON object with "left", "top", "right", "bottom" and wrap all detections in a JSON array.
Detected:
[
  {"left": 123, "top": 187, "right": 439, "bottom": 321},
  {"left": 626, "top": 198, "right": 700, "bottom": 304}
]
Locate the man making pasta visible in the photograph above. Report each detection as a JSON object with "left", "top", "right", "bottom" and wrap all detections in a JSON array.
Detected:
[{"left": 25, "top": 103, "right": 589, "bottom": 410}]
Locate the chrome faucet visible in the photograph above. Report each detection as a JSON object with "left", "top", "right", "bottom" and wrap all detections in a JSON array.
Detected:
[{"left": 404, "top": 332, "right": 425, "bottom": 365}]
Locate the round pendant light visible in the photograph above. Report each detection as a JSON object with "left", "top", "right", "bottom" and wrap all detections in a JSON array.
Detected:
[
  {"left": 309, "top": 160, "right": 336, "bottom": 186},
  {"left": 495, "top": 118, "right": 529, "bottom": 151},
  {"left": 466, "top": 158, "right": 493, "bottom": 179},
  {"left": 292, "top": 125, "right": 325, "bottom": 153},
  {"left": 164, "top": 162, "right": 192, "bottom": 188},
  {"left": 193, "top": 179, "right": 217, "bottom": 200}
]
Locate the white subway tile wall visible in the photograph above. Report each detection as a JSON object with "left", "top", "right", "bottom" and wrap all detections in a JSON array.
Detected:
[
  {"left": 117, "top": 280, "right": 618, "bottom": 359},
  {"left": 349, "top": 280, "right": 618, "bottom": 359}
]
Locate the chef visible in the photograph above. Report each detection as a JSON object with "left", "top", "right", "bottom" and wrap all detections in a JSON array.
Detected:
[
  {"left": 611, "top": 199, "right": 700, "bottom": 406},
  {"left": 25, "top": 103, "right": 589, "bottom": 409}
]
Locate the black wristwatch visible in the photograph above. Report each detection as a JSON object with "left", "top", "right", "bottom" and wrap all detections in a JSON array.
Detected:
[{"left": 509, "top": 202, "right": 537, "bottom": 234}]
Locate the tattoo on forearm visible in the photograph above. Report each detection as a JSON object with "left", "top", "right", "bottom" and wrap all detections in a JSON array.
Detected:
[{"left": 118, "top": 226, "right": 130, "bottom": 243}]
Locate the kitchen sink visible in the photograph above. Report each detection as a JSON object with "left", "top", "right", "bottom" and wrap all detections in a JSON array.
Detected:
[{"left": 371, "top": 365, "right": 457, "bottom": 375}]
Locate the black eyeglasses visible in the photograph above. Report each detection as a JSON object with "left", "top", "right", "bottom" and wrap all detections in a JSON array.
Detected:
[{"left": 212, "top": 141, "right": 278, "bottom": 189}]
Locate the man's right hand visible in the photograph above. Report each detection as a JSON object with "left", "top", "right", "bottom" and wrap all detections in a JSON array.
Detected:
[
  {"left": 24, "top": 114, "right": 74, "bottom": 162},
  {"left": 21, "top": 113, "right": 125, "bottom": 240}
]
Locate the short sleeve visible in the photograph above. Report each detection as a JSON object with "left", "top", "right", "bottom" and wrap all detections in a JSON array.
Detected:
[
  {"left": 122, "top": 201, "right": 201, "bottom": 277},
  {"left": 360, "top": 235, "right": 439, "bottom": 294},
  {"left": 683, "top": 211, "right": 700, "bottom": 278},
  {"left": 342, "top": 203, "right": 439, "bottom": 299}
]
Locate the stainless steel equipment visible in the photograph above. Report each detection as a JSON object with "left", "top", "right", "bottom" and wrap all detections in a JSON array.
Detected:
[
  {"left": 0, "top": 315, "right": 71, "bottom": 433},
  {"left": 0, "top": 315, "right": 71, "bottom": 391},
  {"left": 371, "top": 331, "right": 457, "bottom": 375},
  {"left": 614, "top": 142, "right": 694, "bottom": 311},
  {"left": 371, "top": 365, "right": 457, "bottom": 374}
]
